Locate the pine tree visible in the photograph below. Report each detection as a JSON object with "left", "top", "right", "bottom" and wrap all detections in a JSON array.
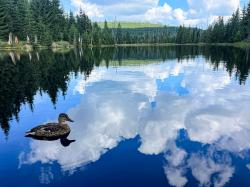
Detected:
[
  {"left": 0, "top": 0, "right": 9, "bottom": 40},
  {"left": 176, "top": 25, "right": 184, "bottom": 43},
  {"left": 102, "top": 20, "right": 114, "bottom": 45},
  {"left": 241, "top": 6, "right": 248, "bottom": 40},
  {"left": 116, "top": 23, "right": 122, "bottom": 44},
  {"left": 92, "top": 22, "right": 101, "bottom": 46},
  {"left": 49, "top": 0, "right": 64, "bottom": 41},
  {"left": 247, "top": 2, "right": 250, "bottom": 40}
]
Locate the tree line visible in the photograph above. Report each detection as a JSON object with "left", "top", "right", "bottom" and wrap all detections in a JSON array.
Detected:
[
  {"left": 0, "top": 0, "right": 250, "bottom": 46},
  {"left": 0, "top": 0, "right": 94, "bottom": 46},
  {"left": 176, "top": 3, "right": 250, "bottom": 44}
]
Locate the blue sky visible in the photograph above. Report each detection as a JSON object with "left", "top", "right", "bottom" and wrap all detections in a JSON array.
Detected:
[{"left": 61, "top": 0, "right": 248, "bottom": 28}]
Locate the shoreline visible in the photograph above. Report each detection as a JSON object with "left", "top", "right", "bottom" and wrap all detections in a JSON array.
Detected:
[{"left": 0, "top": 41, "right": 250, "bottom": 51}]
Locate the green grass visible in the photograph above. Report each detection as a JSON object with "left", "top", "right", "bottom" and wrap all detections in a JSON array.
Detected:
[
  {"left": 100, "top": 59, "right": 161, "bottom": 66},
  {"left": 233, "top": 41, "right": 250, "bottom": 48},
  {"left": 97, "top": 21, "right": 164, "bottom": 29},
  {"left": 0, "top": 41, "right": 33, "bottom": 51}
]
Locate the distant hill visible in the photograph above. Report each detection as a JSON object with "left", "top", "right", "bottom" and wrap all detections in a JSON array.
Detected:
[
  {"left": 97, "top": 21, "right": 164, "bottom": 29},
  {"left": 97, "top": 21, "right": 181, "bottom": 43}
]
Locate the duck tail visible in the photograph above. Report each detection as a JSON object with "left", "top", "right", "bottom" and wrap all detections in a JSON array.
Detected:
[{"left": 25, "top": 131, "right": 35, "bottom": 137}]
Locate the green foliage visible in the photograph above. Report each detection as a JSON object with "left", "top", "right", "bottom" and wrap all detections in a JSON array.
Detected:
[
  {"left": 102, "top": 20, "right": 114, "bottom": 45},
  {"left": 116, "top": 23, "right": 122, "bottom": 44},
  {"left": 201, "top": 5, "right": 250, "bottom": 43},
  {"left": 0, "top": 0, "right": 9, "bottom": 40},
  {"left": 92, "top": 22, "right": 101, "bottom": 46},
  {"left": 1, "top": 0, "right": 250, "bottom": 46},
  {"left": 98, "top": 21, "right": 163, "bottom": 29},
  {"left": 0, "top": 0, "right": 98, "bottom": 46}
]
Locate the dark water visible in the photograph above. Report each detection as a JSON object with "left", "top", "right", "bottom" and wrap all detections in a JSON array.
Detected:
[{"left": 0, "top": 46, "right": 250, "bottom": 187}]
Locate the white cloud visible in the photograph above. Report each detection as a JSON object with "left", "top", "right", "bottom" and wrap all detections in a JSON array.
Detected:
[
  {"left": 188, "top": 152, "right": 234, "bottom": 187},
  {"left": 74, "top": 69, "right": 106, "bottom": 95},
  {"left": 165, "top": 168, "right": 188, "bottom": 187},
  {"left": 145, "top": 3, "right": 173, "bottom": 22},
  {"left": 247, "top": 164, "right": 250, "bottom": 170},
  {"left": 164, "top": 144, "right": 188, "bottom": 187},
  {"left": 70, "top": 0, "right": 103, "bottom": 18},
  {"left": 69, "top": 0, "right": 241, "bottom": 27},
  {"left": 173, "top": 9, "right": 186, "bottom": 21},
  {"left": 186, "top": 0, "right": 240, "bottom": 26}
]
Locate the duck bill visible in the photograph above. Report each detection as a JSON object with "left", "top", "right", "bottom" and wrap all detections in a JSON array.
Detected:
[{"left": 67, "top": 117, "right": 74, "bottom": 122}]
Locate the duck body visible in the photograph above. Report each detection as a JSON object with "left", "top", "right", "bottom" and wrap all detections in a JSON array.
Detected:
[
  {"left": 25, "top": 113, "right": 74, "bottom": 140},
  {"left": 25, "top": 123, "right": 70, "bottom": 140}
]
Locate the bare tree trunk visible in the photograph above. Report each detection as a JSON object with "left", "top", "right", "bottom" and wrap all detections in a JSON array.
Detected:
[
  {"left": 29, "top": 52, "right": 32, "bottom": 61},
  {"left": 16, "top": 53, "right": 20, "bottom": 61},
  {"left": 27, "top": 35, "right": 30, "bottom": 44},
  {"left": 91, "top": 33, "right": 93, "bottom": 47},
  {"left": 8, "top": 32, "right": 13, "bottom": 45},
  {"left": 15, "top": 36, "right": 19, "bottom": 44},
  {"left": 36, "top": 52, "right": 40, "bottom": 61},
  {"left": 79, "top": 34, "right": 83, "bottom": 46},
  {"left": 34, "top": 35, "right": 38, "bottom": 44},
  {"left": 9, "top": 52, "right": 16, "bottom": 64}
]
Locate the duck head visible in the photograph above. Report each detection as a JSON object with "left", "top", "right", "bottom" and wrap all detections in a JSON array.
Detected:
[{"left": 58, "top": 113, "right": 74, "bottom": 124}]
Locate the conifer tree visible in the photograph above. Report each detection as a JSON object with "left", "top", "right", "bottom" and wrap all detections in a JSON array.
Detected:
[
  {"left": 116, "top": 23, "right": 122, "bottom": 44},
  {"left": 0, "top": 0, "right": 9, "bottom": 40}
]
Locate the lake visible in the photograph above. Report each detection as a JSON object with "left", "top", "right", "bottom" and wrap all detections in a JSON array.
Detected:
[{"left": 0, "top": 46, "right": 250, "bottom": 187}]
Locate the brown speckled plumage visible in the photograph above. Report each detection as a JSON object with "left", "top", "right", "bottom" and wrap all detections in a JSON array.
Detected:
[
  {"left": 25, "top": 113, "right": 74, "bottom": 139},
  {"left": 28, "top": 123, "right": 70, "bottom": 138}
]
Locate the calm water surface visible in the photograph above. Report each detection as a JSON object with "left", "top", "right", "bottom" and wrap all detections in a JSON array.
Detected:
[{"left": 0, "top": 46, "right": 250, "bottom": 187}]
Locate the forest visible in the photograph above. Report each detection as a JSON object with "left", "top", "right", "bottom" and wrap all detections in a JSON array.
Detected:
[{"left": 0, "top": 0, "right": 250, "bottom": 46}]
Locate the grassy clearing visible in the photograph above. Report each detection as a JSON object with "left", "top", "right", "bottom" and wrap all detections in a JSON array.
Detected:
[
  {"left": 0, "top": 41, "right": 33, "bottom": 51},
  {"left": 233, "top": 41, "right": 250, "bottom": 48},
  {"left": 51, "top": 41, "right": 73, "bottom": 49},
  {"left": 0, "top": 41, "right": 74, "bottom": 52},
  {"left": 97, "top": 21, "right": 164, "bottom": 29}
]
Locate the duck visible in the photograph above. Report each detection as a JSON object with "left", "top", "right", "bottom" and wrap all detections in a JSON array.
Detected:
[{"left": 25, "top": 113, "right": 74, "bottom": 140}]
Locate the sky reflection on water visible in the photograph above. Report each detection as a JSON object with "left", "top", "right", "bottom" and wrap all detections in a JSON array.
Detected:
[
  {"left": 19, "top": 59, "right": 250, "bottom": 186},
  {"left": 12, "top": 55, "right": 250, "bottom": 187}
]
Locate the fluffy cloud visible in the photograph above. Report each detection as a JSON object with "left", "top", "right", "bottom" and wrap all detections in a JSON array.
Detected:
[
  {"left": 68, "top": 0, "right": 241, "bottom": 27},
  {"left": 70, "top": 0, "right": 103, "bottom": 18},
  {"left": 164, "top": 144, "right": 188, "bottom": 187},
  {"left": 188, "top": 151, "right": 234, "bottom": 187},
  {"left": 186, "top": 0, "right": 240, "bottom": 26}
]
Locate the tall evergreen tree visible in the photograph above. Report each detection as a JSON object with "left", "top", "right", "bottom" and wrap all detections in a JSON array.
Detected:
[
  {"left": 49, "top": 0, "right": 64, "bottom": 41},
  {"left": 116, "top": 23, "right": 122, "bottom": 44},
  {"left": 247, "top": 2, "right": 250, "bottom": 40},
  {"left": 92, "top": 22, "right": 101, "bottom": 46},
  {"left": 102, "top": 20, "right": 114, "bottom": 45},
  {"left": 0, "top": 0, "right": 9, "bottom": 40},
  {"left": 241, "top": 5, "right": 248, "bottom": 40}
]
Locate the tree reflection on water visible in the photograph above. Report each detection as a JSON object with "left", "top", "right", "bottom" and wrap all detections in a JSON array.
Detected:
[{"left": 0, "top": 46, "right": 249, "bottom": 138}]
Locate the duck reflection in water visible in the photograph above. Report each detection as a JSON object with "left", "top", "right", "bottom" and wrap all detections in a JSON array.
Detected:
[{"left": 25, "top": 113, "right": 76, "bottom": 147}]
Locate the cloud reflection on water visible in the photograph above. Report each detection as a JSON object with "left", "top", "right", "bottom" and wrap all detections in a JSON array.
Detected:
[{"left": 19, "top": 58, "right": 250, "bottom": 186}]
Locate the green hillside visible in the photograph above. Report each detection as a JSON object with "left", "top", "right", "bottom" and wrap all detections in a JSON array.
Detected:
[{"left": 97, "top": 21, "right": 164, "bottom": 29}]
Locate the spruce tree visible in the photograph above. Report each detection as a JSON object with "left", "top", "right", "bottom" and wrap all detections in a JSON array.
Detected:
[
  {"left": 241, "top": 6, "right": 248, "bottom": 40},
  {"left": 0, "top": 0, "right": 9, "bottom": 40},
  {"left": 116, "top": 23, "right": 122, "bottom": 44},
  {"left": 49, "top": 0, "right": 64, "bottom": 41},
  {"left": 92, "top": 22, "right": 101, "bottom": 46},
  {"left": 247, "top": 2, "right": 250, "bottom": 40}
]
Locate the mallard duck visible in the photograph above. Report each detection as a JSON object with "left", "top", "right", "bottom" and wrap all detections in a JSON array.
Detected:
[{"left": 25, "top": 113, "right": 74, "bottom": 140}]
